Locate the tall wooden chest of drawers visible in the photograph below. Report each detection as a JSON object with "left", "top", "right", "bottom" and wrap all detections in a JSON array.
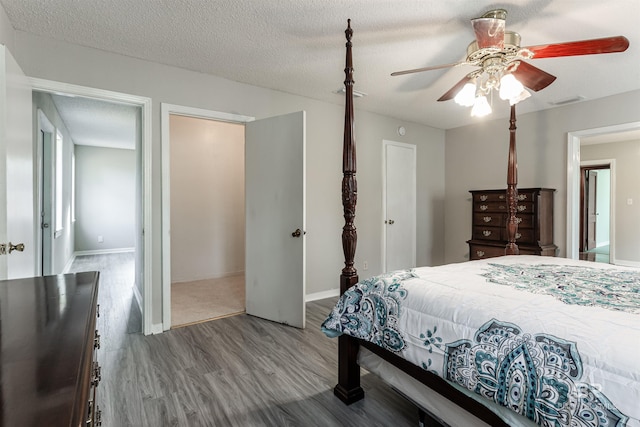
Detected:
[{"left": 467, "top": 188, "right": 557, "bottom": 260}]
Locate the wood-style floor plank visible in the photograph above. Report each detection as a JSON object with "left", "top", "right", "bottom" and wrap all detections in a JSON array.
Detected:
[{"left": 68, "top": 253, "right": 419, "bottom": 426}]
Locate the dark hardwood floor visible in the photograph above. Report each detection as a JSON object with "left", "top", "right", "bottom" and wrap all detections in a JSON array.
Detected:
[{"left": 67, "top": 254, "right": 420, "bottom": 426}]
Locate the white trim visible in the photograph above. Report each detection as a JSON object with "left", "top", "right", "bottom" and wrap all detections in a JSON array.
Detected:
[
  {"left": 566, "top": 121, "right": 640, "bottom": 260},
  {"left": 161, "top": 103, "right": 255, "bottom": 332},
  {"left": 62, "top": 253, "right": 76, "bottom": 273},
  {"left": 381, "top": 140, "right": 417, "bottom": 273},
  {"left": 74, "top": 247, "right": 135, "bottom": 256},
  {"left": 149, "top": 323, "right": 164, "bottom": 335},
  {"left": 613, "top": 259, "right": 640, "bottom": 268},
  {"left": 305, "top": 288, "right": 340, "bottom": 302},
  {"left": 35, "top": 109, "right": 55, "bottom": 276},
  {"left": 580, "top": 159, "right": 616, "bottom": 263},
  {"left": 30, "top": 78, "right": 154, "bottom": 336}
]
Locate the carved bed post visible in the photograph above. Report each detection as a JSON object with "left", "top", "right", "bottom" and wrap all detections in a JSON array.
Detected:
[
  {"left": 505, "top": 104, "right": 520, "bottom": 255},
  {"left": 334, "top": 19, "right": 365, "bottom": 405}
]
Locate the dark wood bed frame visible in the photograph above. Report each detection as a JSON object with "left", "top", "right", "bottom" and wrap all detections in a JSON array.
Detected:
[{"left": 334, "top": 20, "right": 519, "bottom": 426}]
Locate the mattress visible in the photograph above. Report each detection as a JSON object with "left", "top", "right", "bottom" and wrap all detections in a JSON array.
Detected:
[{"left": 323, "top": 256, "right": 640, "bottom": 427}]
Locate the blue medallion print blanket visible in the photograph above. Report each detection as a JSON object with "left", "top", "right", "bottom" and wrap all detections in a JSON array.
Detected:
[{"left": 322, "top": 255, "right": 640, "bottom": 427}]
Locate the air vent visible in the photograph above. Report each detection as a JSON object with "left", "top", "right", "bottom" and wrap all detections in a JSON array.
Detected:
[
  {"left": 548, "top": 96, "right": 585, "bottom": 106},
  {"left": 334, "top": 87, "right": 367, "bottom": 98}
]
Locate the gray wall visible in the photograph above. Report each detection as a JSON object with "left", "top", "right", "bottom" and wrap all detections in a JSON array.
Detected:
[
  {"left": 0, "top": 4, "right": 14, "bottom": 52},
  {"left": 32, "top": 91, "right": 75, "bottom": 273},
  {"left": 582, "top": 139, "right": 640, "bottom": 263},
  {"left": 444, "top": 90, "right": 640, "bottom": 263},
  {"left": 74, "top": 145, "right": 136, "bottom": 252},
  {"left": 9, "top": 27, "right": 445, "bottom": 327}
]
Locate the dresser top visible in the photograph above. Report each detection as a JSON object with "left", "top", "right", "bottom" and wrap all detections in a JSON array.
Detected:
[
  {"left": 0, "top": 271, "right": 99, "bottom": 427},
  {"left": 469, "top": 188, "right": 556, "bottom": 193}
]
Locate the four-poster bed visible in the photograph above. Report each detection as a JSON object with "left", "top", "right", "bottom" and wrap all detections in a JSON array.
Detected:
[{"left": 324, "top": 21, "right": 640, "bottom": 427}]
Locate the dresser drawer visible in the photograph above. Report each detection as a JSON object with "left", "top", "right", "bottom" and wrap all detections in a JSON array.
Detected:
[
  {"left": 473, "top": 192, "right": 506, "bottom": 203},
  {"left": 474, "top": 201, "right": 532, "bottom": 214},
  {"left": 473, "top": 213, "right": 503, "bottom": 226},
  {"left": 472, "top": 226, "right": 502, "bottom": 241},
  {"left": 474, "top": 201, "right": 506, "bottom": 213},
  {"left": 513, "top": 214, "right": 534, "bottom": 228},
  {"left": 501, "top": 227, "right": 535, "bottom": 243},
  {"left": 469, "top": 243, "right": 506, "bottom": 260}
]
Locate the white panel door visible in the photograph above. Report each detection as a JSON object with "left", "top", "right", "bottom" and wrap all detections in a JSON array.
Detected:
[
  {"left": 0, "top": 46, "right": 35, "bottom": 279},
  {"left": 245, "top": 111, "right": 306, "bottom": 328},
  {"left": 383, "top": 141, "right": 416, "bottom": 272}
]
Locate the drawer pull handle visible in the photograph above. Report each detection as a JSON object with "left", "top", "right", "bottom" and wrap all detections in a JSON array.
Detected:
[
  {"left": 483, "top": 216, "right": 492, "bottom": 223},
  {"left": 499, "top": 194, "right": 505, "bottom": 200},
  {"left": 480, "top": 205, "right": 488, "bottom": 211},
  {"left": 94, "top": 330, "right": 101, "bottom": 350},
  {"left": 476, "top": 250, "right": 485, "bottom": 257},
  {"left": 516, "top": 217, "right": 523, "bottom": 224},
  {"left": 482, "top": 230, "right": 492, "bottom": 237},
  {"left": 96, "top": 407, "right": 103, "bottom": 427},
  {"left": 479, "top": 195, "right": 488, "bottom": 201},
  {"left": 91, "top": 361, "right": 102, "bottom": 387},
  {"left": 517, "top": 205, "right": 527, "bottom": 212},
  {"left": 518, "top": 194, "right": 528, "bottom": 200},
  {"left": 516, "top": 232, "right": 522, "bottom": 239}
]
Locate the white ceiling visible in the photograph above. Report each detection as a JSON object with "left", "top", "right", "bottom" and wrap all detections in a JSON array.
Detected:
[
  {"left": 5, "top": 0, "right": 640, "bottom": 133},
  {"left": 50, "top": 94, "right": 139, "bottom": 150}
]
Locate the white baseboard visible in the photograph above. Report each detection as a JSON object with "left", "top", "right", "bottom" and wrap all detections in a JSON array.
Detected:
[
  {"left": 74, "top": 247, "right": 135, "bottom": 256},
  {"left": 305, "top": 288, "right": 340, "bottom": 302},
  {"left": 171, "top": 270, "right": 244, "bottom": 284},
  {"left": 613, "top": 259, "right": 640, "bottom": 268},
  {"left": 133, "top": 282, "right": 143, "bottom": 312},
  {"left": 62, "top": 254, "right": 77, "bottom": 273},
  {"left": 150, "top": 323, "right": 164, "bottom": 335}
]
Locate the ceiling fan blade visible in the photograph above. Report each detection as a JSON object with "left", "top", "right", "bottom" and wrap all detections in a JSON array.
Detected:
[
  {"left": 391, "top": 62, "right": 464, "bottom": 76},
  {"left": 437, "top": 75, "right": 474, "bottom": 102},
  {"left": 524, "top": 36, "right": 629, "bottom": 59},
  {"left": 511, "top": 61, "right": 557, "bottom": 92}
]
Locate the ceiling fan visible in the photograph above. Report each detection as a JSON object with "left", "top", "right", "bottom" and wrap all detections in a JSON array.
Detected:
[{"left": 392, "top": 9, "right": 629, "bottom": 116}]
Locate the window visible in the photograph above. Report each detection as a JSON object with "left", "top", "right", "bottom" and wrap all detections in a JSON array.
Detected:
[{"left": 55, "top": 130, "right": 64, "bottom": 233}]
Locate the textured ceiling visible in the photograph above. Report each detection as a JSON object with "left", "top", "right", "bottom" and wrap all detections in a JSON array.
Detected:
[
  {"left": 50, "top": 95, "right": 139, "bottom": 150},
  {"left": 5, "top": 0, "right": 640, "bottom": 131}
]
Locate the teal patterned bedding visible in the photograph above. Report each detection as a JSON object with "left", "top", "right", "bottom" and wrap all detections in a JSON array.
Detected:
[{"left": 322, "top": 256, "right": 640, "bottom": 427}]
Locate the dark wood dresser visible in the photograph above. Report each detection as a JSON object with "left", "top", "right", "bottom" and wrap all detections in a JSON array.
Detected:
[
  {"left": 467, "top": 188, "right": 557, "bottom": 260},
  {"left": 0, "top": 271, "right": 101, "bottom": 427}
]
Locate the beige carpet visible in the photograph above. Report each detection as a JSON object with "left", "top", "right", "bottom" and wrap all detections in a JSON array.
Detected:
[{"left": 171, "top": 274, "right": 245, "bottom": 328}]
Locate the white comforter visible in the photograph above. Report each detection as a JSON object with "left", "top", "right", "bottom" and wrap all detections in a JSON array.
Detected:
[{"left": 322, "top": 256, "right": 640, "bottom": 427}]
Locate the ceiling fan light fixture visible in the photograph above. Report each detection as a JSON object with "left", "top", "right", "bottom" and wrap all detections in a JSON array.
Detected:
[
  {"left": 509, "top": 89, "right": 531, "bottom": 105},
  {"left": 471, "top": 9, "right": 507, "bottom": 50},
  {"left": 471, "top": 95, "right": 492, "bottom": 117},
  {"left": 454, "top": 81, "right": 477, "bottom": 107},
  {"left": 499, "top": 73, "right": 524, "bottom": 101}
]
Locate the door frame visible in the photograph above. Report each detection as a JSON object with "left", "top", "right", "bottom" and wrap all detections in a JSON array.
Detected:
[
  {"left": 579, "top": 161, "right": 614, "bottom": 260},
  {"left": 381, "top": 140, "right": 416, "bottom": 272},
  {"left": 30, "top": 78, "right": 154, "bottom": 334},
  {"left": 36, "top": 109, "right": 55, "bottom": 275},
  {"left": 160, "top": 103, "right": 254, "bottom": 331},
  {"left": 566, "top": 121, "right": 639, "bottom": 260}
]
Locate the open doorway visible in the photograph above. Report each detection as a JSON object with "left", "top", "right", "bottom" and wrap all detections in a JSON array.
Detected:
[
  {"left": 169, "top": 114, "right": 246, "bottom": 327},
  {"left": 162, "top": 105, "right": 308, "bottom": 332},
  {"left": 579, "top": 165, "right": 611, "bottom": 263},
  {"left": 31, "top": 79, "right": 153, "bottom": 335}
]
